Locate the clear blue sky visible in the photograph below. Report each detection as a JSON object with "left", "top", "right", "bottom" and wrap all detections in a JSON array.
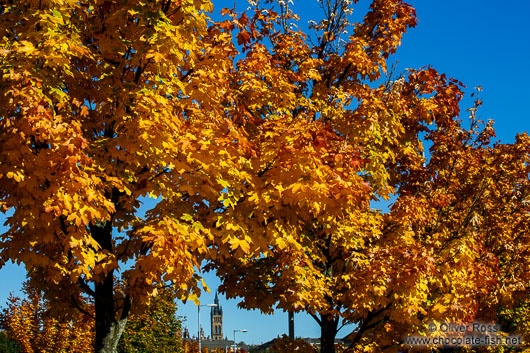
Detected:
[{"left": 1, "top": 0, "right": 529, "bottom": 345}]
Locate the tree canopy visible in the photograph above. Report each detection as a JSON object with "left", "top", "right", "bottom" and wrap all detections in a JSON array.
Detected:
[
  {"left": 202, "top": 1, "right": 530, "bottom": 352},
  {"left": 1, "top": 1, "right": 529, "bottom": 353},
  {"left": 0, "top": 0, "right": 236, "bottom": 350}
]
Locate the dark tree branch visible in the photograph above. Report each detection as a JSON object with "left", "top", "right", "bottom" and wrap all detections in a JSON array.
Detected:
[{"left": 70, "top": 294, "right": 95, "bottom": 320}]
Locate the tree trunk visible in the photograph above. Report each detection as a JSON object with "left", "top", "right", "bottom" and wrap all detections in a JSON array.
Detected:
[
  {"left": 320, "top": 314, "right": 338, "bottom": 353},
  {"left": 91, "top": 220, "right": 130, "bottom": 353},
  {"left": 288, "top": 311, "right": 294, "bottom": 339},
  {"left": 95, "top": 269, "right": 128, "bottom": 353}
]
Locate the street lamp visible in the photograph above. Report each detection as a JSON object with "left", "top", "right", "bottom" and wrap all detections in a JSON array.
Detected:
[
  {"left": 198, "top": 303, "right": 218, "bottom": 353},
  {"left": 233, "top": 329, "right": 248, "bottom": 352}
]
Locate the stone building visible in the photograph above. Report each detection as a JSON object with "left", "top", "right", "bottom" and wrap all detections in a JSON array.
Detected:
[
  {"left": 183, "top": 292, "right": 236, "bottom": 351},
  {"left": 211, "top": 292, "right": 223, "bottom": 340}
]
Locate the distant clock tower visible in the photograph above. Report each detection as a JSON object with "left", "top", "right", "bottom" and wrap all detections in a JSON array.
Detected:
[{"left": 211, "top": 292, "right": 223, "bottom": 340}]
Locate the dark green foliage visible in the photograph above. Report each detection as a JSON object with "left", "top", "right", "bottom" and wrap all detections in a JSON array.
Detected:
[
  {"left": 0, "top": 330, "right": 20, "bottom": 353},
  {"left": 117, "top": 288, "right": 183, "bottom": 353}
]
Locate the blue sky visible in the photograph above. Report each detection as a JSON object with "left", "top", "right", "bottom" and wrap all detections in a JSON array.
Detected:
[{"left": 1, "top": 0, "right": 530, "bottom": 345}]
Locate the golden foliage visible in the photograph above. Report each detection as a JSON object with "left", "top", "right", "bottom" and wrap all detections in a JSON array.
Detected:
[
  {"left": 203, "top": 2, "right": 530, "bottom": 353},
  {"left": 0, "top": 0, "right": 235, "bottom": 349},
  {"left": 0, "top": 281, "right": 93, "bottom": 353},
  {"left": 1, "top": 1, "right": 529, "bottom": 352}
]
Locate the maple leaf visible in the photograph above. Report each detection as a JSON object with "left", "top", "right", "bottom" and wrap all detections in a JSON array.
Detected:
[{"left": 237, "top": 30, "right": 252, "bottom": 46}]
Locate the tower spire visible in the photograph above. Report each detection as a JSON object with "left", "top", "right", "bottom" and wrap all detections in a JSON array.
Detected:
[{"left": 211, "top": 291, "right": 223, "bottom": 340}]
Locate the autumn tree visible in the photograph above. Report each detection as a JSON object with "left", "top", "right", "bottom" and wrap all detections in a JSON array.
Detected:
[
  {"left": 0, "top": 281, "right": 93, "bottom": 353},
  {"left": 1, "top": 281, "right": 185, "bottom": 353},
  {"left": 2, "top": 1, "right": 529, "bottom": 353},
  {"left": 0, "top": 0, "right": 243, "bottom": 352},
  {"left": 204, "top": 0, "right": 428, "bottom": 350},
  {"left": 201, "top": 1, "right": 530, "bottom": 353},
  {"left": 117, "top": 286, "right": 184, "bottom": 353},
  {"left": 183, "top": 339, "right": 199, "bottom": 353},
  {"left": 270, "top": 335, "right": 318, "bottom": 353}
]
